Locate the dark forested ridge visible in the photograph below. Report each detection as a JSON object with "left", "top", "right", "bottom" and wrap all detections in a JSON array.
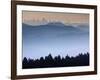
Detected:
[{"left": 22, "top": 52, "right": 89, "bottom": 69}]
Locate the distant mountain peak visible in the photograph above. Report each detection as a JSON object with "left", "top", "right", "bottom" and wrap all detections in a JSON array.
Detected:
[{"left": 47, "top": 22, "right": 66, "bottom": 26}]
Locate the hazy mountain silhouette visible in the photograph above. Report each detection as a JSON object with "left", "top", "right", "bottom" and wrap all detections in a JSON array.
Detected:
[
  {"left": 22, "top": 22, "right": 88, "bottom": 32},
  {"left": 22, "top": 22, "right": 89, "bottom": 36}
]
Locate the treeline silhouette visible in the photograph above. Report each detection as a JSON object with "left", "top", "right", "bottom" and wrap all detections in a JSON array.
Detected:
[{"left": 22, "top": 52, "right": 89, "bottom": 69}]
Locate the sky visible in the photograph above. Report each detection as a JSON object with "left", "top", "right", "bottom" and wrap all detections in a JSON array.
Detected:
[
  {"left": 22, "top": 11, "right": 89, "bottom": 59},
  {"left": 22, "top": 11, "right": 89, "bottom": 26}
]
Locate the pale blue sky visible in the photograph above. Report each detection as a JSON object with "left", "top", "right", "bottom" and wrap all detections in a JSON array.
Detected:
[{"left": 22, "top": 22, "right": 89, "bottom": 59}]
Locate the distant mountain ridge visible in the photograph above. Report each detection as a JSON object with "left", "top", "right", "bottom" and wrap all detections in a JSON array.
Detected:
[{"left": 22, "top": 22, "right": 89, "bottom": 35}]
